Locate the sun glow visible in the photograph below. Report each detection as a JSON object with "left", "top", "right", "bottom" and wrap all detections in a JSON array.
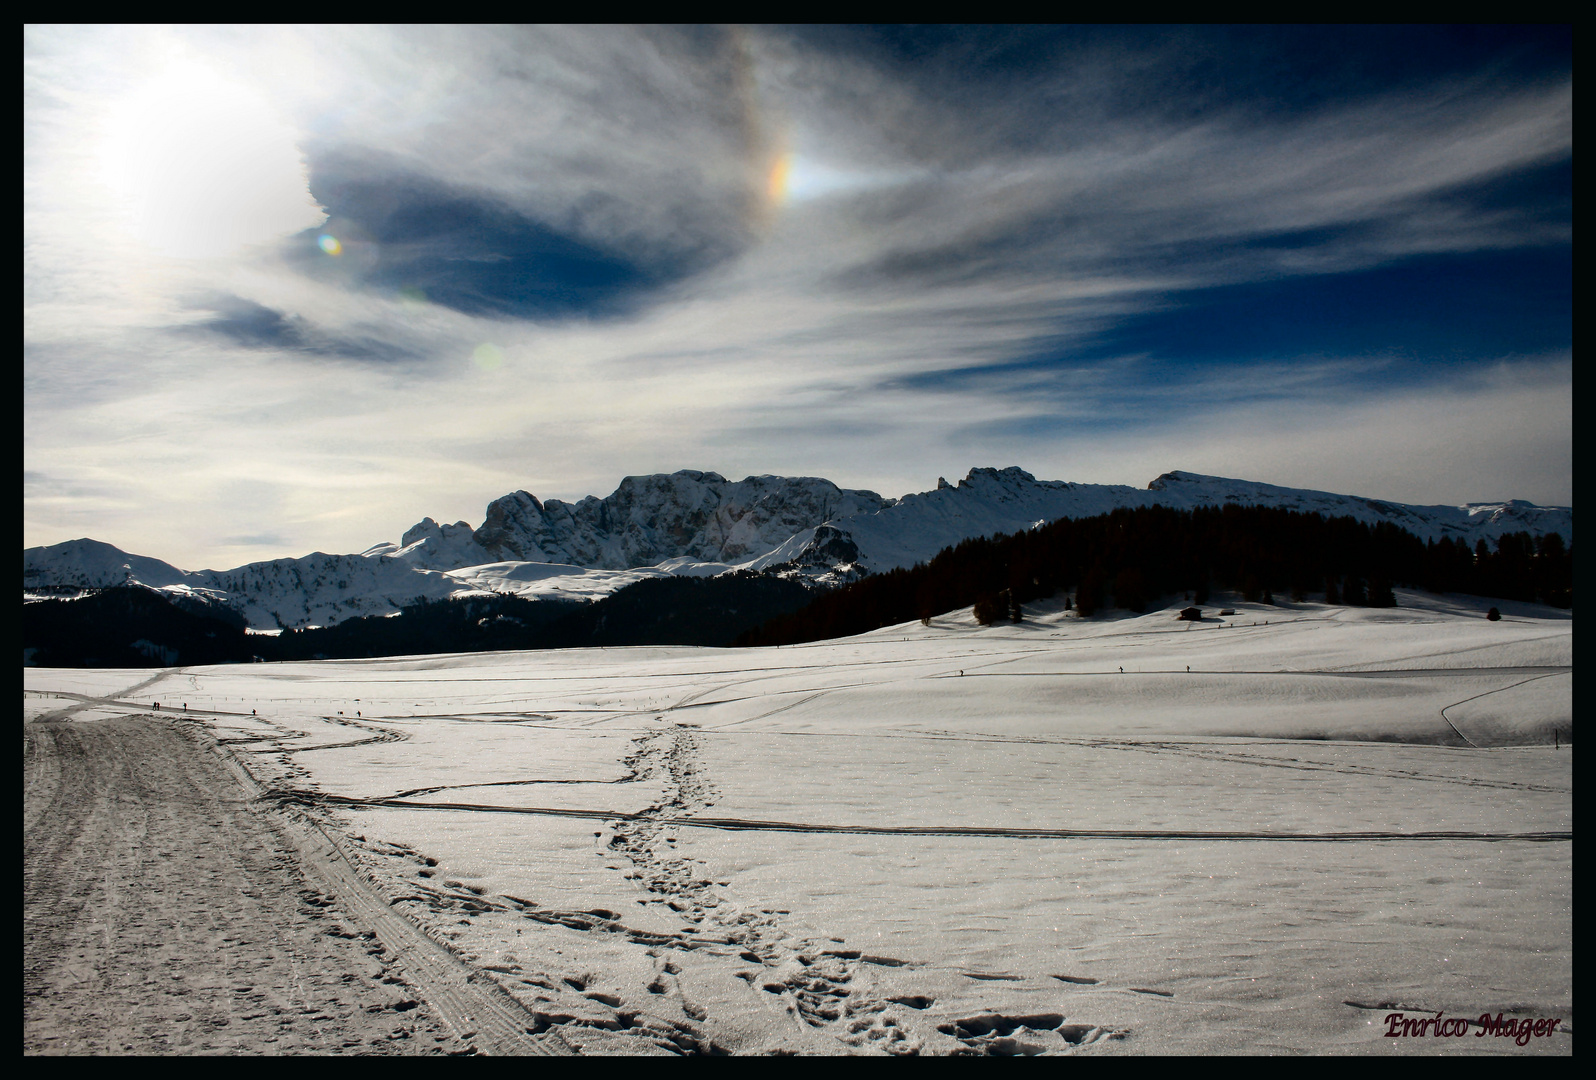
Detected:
[{"left": 97, "top": 62, "right": 326, "bottom": 259}]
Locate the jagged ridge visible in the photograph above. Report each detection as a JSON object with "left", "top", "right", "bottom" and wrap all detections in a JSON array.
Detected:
[{"left": 24, "top": 467, "right": 1572, "bottom": 631}]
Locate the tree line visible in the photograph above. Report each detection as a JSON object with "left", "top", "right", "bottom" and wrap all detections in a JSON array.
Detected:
[
  {"left": 735, "top": 505, "right": 1573, "bottom": 646},
  {"left": 22, "top": 571, "right": 814, "bottom": 668}
]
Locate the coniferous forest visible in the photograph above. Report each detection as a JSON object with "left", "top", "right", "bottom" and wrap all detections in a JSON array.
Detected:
[
  {"left": 735, "top": 505, "right": 1573, "bottom": 647},
  {"left": 23, "top": 572, "right": 813, "bottom": 667}
]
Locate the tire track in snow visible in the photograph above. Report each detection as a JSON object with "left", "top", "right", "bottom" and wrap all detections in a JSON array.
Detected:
[
  {"left": 905, "top": 730, "right": 1571, "bottom": 793},
  {"left": 1439, "top": 670, "right": 1571, "bottom": 749},
  {"left": 265, "top": 792, "right": 1571, "bottom": 843},
  {"left": 197, "top": 723, "right": 572, "bottom": 1056},
  {"left": 30, "top": 669, "right": 180, "bottom": 722}
]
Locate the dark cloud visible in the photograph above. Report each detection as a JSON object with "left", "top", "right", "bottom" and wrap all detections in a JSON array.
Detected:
[
  {"left": 182, "top": 294, "right": 416, "bottom": 362},
  {"left": 287, "top": 156, "right": 725, "bottom": 322}
]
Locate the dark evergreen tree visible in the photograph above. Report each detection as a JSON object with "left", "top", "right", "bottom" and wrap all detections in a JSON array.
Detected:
[
  {"left": 1113, "top": 568, "right": 1149, "bottom": 613},
  {"left": 1075, "top": 570, "right": 1106, "bottom": 617}
]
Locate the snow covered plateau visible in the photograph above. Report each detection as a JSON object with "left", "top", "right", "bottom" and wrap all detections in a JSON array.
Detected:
[
  {"left": 22, "top": 468, "right": 1575, "bottom": 631},
  {"left": 23, "top": 591, "right": 1573, "bottom": 1054}
]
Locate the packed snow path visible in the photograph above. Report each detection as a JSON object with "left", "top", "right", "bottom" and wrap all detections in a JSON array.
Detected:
[{"left": 23, "top": 681, "right": 570, "bottom": 1056}]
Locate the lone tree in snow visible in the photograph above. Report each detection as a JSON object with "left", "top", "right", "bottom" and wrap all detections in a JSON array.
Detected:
[{"left": 972, "top": 593, "right": 1003, "bottom": 625}]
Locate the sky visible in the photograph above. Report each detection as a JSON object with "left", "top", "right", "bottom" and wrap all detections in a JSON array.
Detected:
[{"left": 24, "top": 25, "right": 1572, "bottom": 569}]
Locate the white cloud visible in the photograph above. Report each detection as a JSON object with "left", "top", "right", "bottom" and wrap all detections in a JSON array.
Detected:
[{"left": 24, "top": 27, "right": 1572, "bottom": 566}]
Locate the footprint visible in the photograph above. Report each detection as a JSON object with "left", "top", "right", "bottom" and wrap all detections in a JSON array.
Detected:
[
  {"left": 942, "top": 1012, "right": 1066, "bottom": 1037},
  {"left": 1057, "top": 1023, "right": 1106, "bottom": 1045},
  {"left": 938, "top": 1013, "right": 1079, "bottom": 1055},
  {"left": 986, "top": 1035, "right": 1051, "bottom": 1056},
  {"left": 887, "top": 995, "right": 935, "bottom": 1010},
  {"left": 961, "top": 971, "right": 1024, "bottom": 981},
  {"left": 1128, "top": 987, "right": 1173, "bottom": 998},
  {"left": 1344, "top": 999, "right": 1428, "bottom": 1012},
  {"left": 1052, "top": 975, "right": 1098, "bottom": 985}
]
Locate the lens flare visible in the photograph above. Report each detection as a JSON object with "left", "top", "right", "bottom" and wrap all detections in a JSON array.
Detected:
[
  {"left": 318, "top": 234, "right": 342, "bottom": 255},
  {"left": 472, "top": 343, "right": 504, "bottom": 371}
]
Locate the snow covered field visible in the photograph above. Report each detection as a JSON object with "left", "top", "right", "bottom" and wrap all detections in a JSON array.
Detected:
[{"left": 24, "top": 591, "right": 1572, "bottom": 1055}]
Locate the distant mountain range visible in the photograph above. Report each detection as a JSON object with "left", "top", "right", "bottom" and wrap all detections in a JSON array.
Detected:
[{"left": 24, "top": 468, "right": 1573, "bottom": 632}]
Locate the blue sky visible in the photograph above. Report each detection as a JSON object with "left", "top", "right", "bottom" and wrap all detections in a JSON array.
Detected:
[{"left": 24, "top": 25, "right": 1571, "bottom": 567}]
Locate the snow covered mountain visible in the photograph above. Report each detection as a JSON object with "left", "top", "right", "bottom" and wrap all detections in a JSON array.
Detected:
[
  {"left": 24, "top": 468, "right": 1573, "bottom": 631},
  {"left": 23, "top": 538, "right": 209, "bottom": 592},
  {"left": 24, "top": 541, "right": 464, "bottom": 631},
  {"left": 752, "top": 468, "right": 1576, "bottom": 575},
  {"left": 364, "top": 470, "right": 893, "bottom": 571}
]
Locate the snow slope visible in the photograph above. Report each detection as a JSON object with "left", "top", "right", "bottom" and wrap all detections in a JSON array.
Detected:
[
  {"left": 25, "top": 593, "right": 1572, "bottom": 1054},
  {"left": 22, "top": 537, "right": 207, "bottom": 591}
]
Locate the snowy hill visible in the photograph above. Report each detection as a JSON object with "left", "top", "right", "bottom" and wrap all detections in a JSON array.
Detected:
[
  {"left": 23, "top": 537, "right": 208, "bottom": 592},
  {"left": 194, "top": 552, "right": 467, "bottom": 631},
  {"left": 24, "top": 543, "right": 468, "bottom": 631},
  {"left": 751, "top": 467, "right": 1574, "bottom": 575},
  {"left": 1145, "top": 471, "right": 1574, "bottom": 546},
  {"left": 24, "top": 467, "right": 1573, "bottom": 630}
]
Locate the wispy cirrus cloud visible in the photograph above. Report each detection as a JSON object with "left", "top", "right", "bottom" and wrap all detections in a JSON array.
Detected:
[{"left": 24, "top": 25, "right": 1571, "bottom": 566}]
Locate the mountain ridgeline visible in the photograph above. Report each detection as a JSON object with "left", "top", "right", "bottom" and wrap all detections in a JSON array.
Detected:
[
  {"left": 24, "top": 467, "right": 1573, "bottom": 636},
  {"left": 23, "top": 503, "right": 1571, "bottom": 667},
  {"left": 735, "top": 504, "right": 1574, "bottom": 647}
]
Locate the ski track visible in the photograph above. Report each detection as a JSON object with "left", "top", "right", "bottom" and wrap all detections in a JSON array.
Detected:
[
  {"left": 1440, "top": 670, "right": 1571, "bottom": 749},
  {"left": 24, "top": 675, "right": 570, "bottom": 1057}
]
